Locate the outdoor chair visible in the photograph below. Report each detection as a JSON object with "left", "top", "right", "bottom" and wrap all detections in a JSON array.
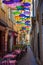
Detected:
[
  {"left": 1, "top": 60, "right": 17, "bottom": 65},
  {"left": 3, "top": 54, "right": 17, "bottom": 60}
]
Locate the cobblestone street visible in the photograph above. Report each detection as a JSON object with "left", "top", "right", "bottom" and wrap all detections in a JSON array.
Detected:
[{"left": 18, "top": 47, "right": 38, "bottom": 65}]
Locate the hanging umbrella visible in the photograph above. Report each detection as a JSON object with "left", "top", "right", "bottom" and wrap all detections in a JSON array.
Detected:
[
  {"left": 25, "top": 26, "right": 30, "bottom": 28},
  {"left": 5, "top": 2, "right": 23, "bottom": 8},
  {"left": 23, "top": 0, "right": 32, "bottom": 3},
  {"left": 22, "top": 27, "right": 26, "bottom": 30},
  {"left": 3, "top": 0, "right": 14, "bottom": 4},
  {"left": 25, "top": 21, "right": 30, "bottom": 23},
  {"left": 25, "top": 22, "right": 31, "bottom": 25},
  {"left": 21, "top": 23, "right": 26, "bottom": 26},
  {"left": 16, "top": 22, "right": 26, "bottom": 26},
  {"left": 26, "top": 18, "right": 31, "bottom": 21},
  {"left": 23, "top": 2, "right": 31, "bottom": 6},
  {"left": 26, "top": 28, "right": 30, "bottom": 30},
  {"left": 13, "top": 0, "right": 22, "bottom": 2},
  {"left": 25, "top": 16, "right": 30, "bottom": 18},
  {"left": 24, "top": 8, "right": 30, "bottom": 10},
  {"left": 3, "top": 0, "right": 23, "bottom": 9},
  {"left": 12, "top": 11, "right": 21, "bottom": 15},
  {"left": 16, "top": 6, "right": 24, "bottom": 10},
  {"left": 3, "top": 0, "right": 22, "bottom": 4},
  {"left": 14, "top": 16, "right": 21, "bottom": 21},
  {"left": 19, "top": 14, "right": 26, "bottom": 17},
  {"left": 19, "top": 13, "right": 30, "bottom": 18},
  {"left": 20, "top": 17, "right": 26, "bottom": 21},
  {"left": 24, "top": 11, "right": 30, "bottom": 15},
  {"left": 24, "top": 6, "right": 31, "bottom": 9}
]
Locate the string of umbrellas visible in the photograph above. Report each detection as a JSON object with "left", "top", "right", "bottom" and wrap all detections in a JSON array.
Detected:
[{"left": 2, "top": 0, "right": 31, "bottom": 31}]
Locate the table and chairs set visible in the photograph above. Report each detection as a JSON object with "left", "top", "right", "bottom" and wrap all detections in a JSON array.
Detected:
[{"left": 0, "top": 45, "right": 27, "bottom": 65}]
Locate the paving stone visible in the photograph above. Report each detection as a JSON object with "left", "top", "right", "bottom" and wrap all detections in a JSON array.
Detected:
[{"left": 18, "top": 47, "right": 38, "bottom": 65}]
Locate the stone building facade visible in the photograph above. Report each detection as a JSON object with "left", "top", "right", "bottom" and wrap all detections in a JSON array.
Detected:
[
  {"left": 30, "top": 0, "right": 43, "bottom": 65},
  {"left": 0, "top": 0, "right": 18, "bottom": 56}
]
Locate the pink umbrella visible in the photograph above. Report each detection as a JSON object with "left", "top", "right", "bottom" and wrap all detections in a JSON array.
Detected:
[{"left": 6, "top": 2, "right": 23, "bottom": 9}]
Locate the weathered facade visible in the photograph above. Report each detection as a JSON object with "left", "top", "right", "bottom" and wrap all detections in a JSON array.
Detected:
[
  {"left": 0, "top": 0, "right": 18, "bottom": 56},
  {"left": 30, "top": 0, "right": 43, "bottom": 65}
]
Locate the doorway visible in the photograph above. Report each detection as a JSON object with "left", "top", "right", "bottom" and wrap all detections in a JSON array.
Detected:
[
  {"left": 38, "top": 33, "right": 40, "bottom": 59},
  {"left": 0, "top": 31, "right": 5, "bottom": 56}
]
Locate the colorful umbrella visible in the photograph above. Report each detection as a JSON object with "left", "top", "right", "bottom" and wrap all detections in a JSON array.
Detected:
[
  {"left": 16, "top": 6, "right": 24, "bottom": 10},
  {"left": 26, "top": 18, "right": 31, "bottom": 21},
  {"left": 14, "top": 16, "right": 21, "bottom": 21},
  {"left": 26, "top": 28, "right": 30, "bottom": 30},
  {"left": 3, "top": 0, "right": 22, "bottom": 4},
  {"left": 24, "top": 11, "right": 30, "bottom": 15},
  {"left": 19, "top": 14, "right": 26, "bottom": 17},
  {"left": 3, "top": 0, "right": 14, "bottom": 4},
  {"left": 23, "top": 3, "right": 31, "bottom": 6},
  {"left": 5, "top": 2, "right": 23, "bottom": 8},
  {"left": 24, "top": 8, "right": 30, "bottom": 10},
  {"left": 23, "top": 0, "right": 32, "bottom": 3},
  {"left": 12, "top": 11, "right": 21, "bottom": 15},
  {"left": 25, "top": 26, "right": 30, "bottom": 28},
  {"left": 25, "top": 16, "right": 30, "bottom": 18},
  {"left": 25, "top": 22, "right": 30, "bottom": 25},
  {"left": 22, "top": 27, "right": 26, "bottom": 30},
  {"left": 20, "top": 18, "right": 25, "bottom": 21},
  {"left": 13, "top": 0, "right": 22, "bottom": 2},
  {"left": 16, "top": 22, "right": 26, "bottom": 26},
  {"left": 25, "top": 21, "right": 30, "bottom": 23}
]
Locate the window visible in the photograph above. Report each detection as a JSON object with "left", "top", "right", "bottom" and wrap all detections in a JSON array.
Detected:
[
  {"left": 8, "top": 8, "right": 15, "bottom": 23},
  {"left": 1, "top": 0, "right": 5, "bottom": 10},
  {"left": 42, "top": 13, "right": 43, "bottom": 25},
  {"left": 8, "top": 8, "right": 11, "bottom": 19},
  {"left": 8, "top": 8, "right": 13, "bottom": 21}
]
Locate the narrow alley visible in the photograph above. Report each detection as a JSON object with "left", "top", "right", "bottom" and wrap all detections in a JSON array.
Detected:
[
  {"left": 18, "top": 46, "right": 38, "bottom": 65},
  {"left": 0, "top": 0, "right": 43, "bottom": 65}
]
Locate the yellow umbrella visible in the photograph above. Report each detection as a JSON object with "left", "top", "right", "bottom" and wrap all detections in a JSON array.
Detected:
[
  {"left": 22, "top": 0, "right": 32, "bottom": 3},
  {"left": 14, "top": 16, "right": 21, "bottom": 21}
]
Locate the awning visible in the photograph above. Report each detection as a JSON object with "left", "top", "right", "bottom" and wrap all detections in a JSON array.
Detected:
[{"left": 0, "top": 19, "right": 8, "bottom": 27}]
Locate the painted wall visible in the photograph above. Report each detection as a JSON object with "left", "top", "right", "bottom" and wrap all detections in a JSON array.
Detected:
[{"left": 40, "top": 2, "right": 43, "bottom": 63}]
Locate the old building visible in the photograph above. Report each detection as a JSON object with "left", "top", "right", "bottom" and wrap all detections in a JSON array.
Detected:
[
  {"left": 0, "top": 0, "right": 18, "bottom": 56},
  {"left": 30, "top": 0, "right": 43, "bottom": 65}
]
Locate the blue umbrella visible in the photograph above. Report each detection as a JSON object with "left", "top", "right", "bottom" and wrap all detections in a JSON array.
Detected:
[
  {"left": 22, "top": 27, "right": 26, "bottom": 30},
  {"left": 3, "top": 0, "right": 14, "bottom": 4},
  {"left": 25, "top": 22, "right": 30, "bottom": 25},
  {"left": 24, "top": 8, "right": 30, "bottom": 10},
  {"left": 23, "top": 3, "right": 31, "bottom": 6},
  {"left": 25, "top": 16, "right": 30, "bottom": 18},
  {"left": 3, "top": 0, "right": 22, "bottom": 4},
  {"left": 25, "top": 21, "right": 30, "bottom": 23},
  {"left": 19, "top": 14, "right": 26, "bottom": 17},
  {"left": 13, "top": 0, "right": 22, "bottom": 2}
]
